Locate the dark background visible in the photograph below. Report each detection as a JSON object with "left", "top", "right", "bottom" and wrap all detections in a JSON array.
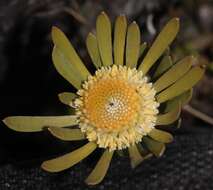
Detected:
[{"left": 0, "top": 0, "right": 213, "bottom": 189}]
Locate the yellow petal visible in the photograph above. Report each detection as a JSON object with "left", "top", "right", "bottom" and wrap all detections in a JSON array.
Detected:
[
  {"left": 153, "top": 56, "right": 194, "bottom": 92},
  {"left": 48, "top": 127, "right": 85, "bottom": 141},
  {"left": 126, "top": 22, "right": 141, "bottom": 68},
  {"left": 3, "top": 115, "right": 77, "bottom": 132},
  {"left": 52, "top": 46, "right": 82, "bottom": 89},
  {"left": 164, "top": 89, "right": 193, "bottom": 112},
  {"left": 85, "top": 150, "right": 113, "bottom": 185},
  {"left": 152, "top": 55, "right": 173, "bottom": 79},
  {"left": 41, "top": 142, "right": 97, "bottom": 172},
  {"left": 128, "top": 144, "right": 143, "bottom": 168},
  {"left": 148, "top": 129, "right": 173, "bottom": 143},
  {"left": 156, "top": 66, "right": 204, "bottom": 103},
  {"left": 52, "top": 26, "right": 90, "bottom": 82},
  {"left": 143, "top": 137, "right": 165, "bottom": 157},
  {"left": 96, "top": 12, "right": 113, "bottom": 66},
  {"left": 114, "top": 15, "right": 127, "bottom": 65},
  {"left": 86, "top": 33, "right": 102, "bottom": 69},
  {"left": 156, "top": 103, "right": 181, "bottom": 125},
  {"left": 58, "top": 92, "right": 77, "bottom": 106},
  {"left": 138, "top": 18, "right": 180, "bottom": 75}
]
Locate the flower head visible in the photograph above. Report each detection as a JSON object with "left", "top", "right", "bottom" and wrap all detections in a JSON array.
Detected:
[{"left": 3, "top": 12, "right": 204, "bottom": 185}]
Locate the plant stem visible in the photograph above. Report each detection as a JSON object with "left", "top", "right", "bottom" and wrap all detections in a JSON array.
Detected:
[{"left": 183, "top": 105, "right": 213, "bottom": 126}]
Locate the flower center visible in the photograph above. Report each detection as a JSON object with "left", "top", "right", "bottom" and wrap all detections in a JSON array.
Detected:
[
  {"left": 75, "top": 65, "right": 159, "bottom": 151},
  {"left": 84, "top": 78, "right": 140, "bottom": 131}
]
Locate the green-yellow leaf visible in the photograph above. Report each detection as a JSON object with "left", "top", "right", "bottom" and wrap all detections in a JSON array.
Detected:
[
  {"left": 126, "top": 22, "right": 141, "bottom": 68},
  {"left": 128, "top": 144, "right": 144, "bottom": 168},
  {"left": 85, "top": 150, "right": 113, "bottom": 185},
  {"left": 138, "top": 18, "right": 180, "bottom": 75},
  {"left": 156, "top": 66, "right": 204, "bottom": 103},
  {"left": 152, "top": 55, "right": 173, "bottom": 79},
  {"left": 41, "top": 142, "right": 97, "bottom": 172},
  {"left": 96, "top": 12, "right": 113, "bottom": 66},
  {"left": 164, "top": 89, "right": 193, "bottom": 112},
  {"left": 143, "top": 136, "right": 165, "bottom": 157},
  {"left": 148, "top": 128, "right": 173, "bottom": 143},
  {"left": 58, "top": 92, "right": 77, "bottom": 106},
  {"left": 48, "top": 127, "right": 85, "bottom": 141},
  {"left": 3, "top": 115, "right": 77, "bottom": 132},
  {"left": 52, "top": 46, "right": 82, "bottom": 89},
  {"left": 154, "top": 56, "right": 194, "bottom": 92},
  {"left": 114, "top": 15, "right": 127, "bottom": 65},
  {"left": 52, "top": 26, "right": 90, "bottom": 82},
  {"left": 156, "top": 103, "right": 181, "bottom": 125},
  {"left": 86, "top": 33, "right": 102, "bottom": 69}
]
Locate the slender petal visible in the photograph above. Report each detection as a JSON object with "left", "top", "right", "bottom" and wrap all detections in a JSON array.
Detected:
[
  {"left": 85, "top": 150, "right": 114, "bottom": 185},
  {"left": 114, "top": 15, "right": 127, "bottom": 65},
  {"left": 136, "top": 143, "right": 153, "bottom": 159},
  {"left": 156, "top": 66, "right": 204, "bottom": 103},
  {"left": 96, "top": 12, "right": 113, "bottom": 66},
  {"left": 52, "top": 26, "right": 90, "bottom": 82},
  {"left": 42, "top": 142, "right": 97, "bottom": 172},
  {"left": 58, "top": 92, "right": 77, "bottom": 106},
  {"left": 138, "top": 18, "right": 180, "bottom": 75},
  {"left": 152, "top": 55, "right": 173, "bottom": 79},
  {"left": 164, "top": 89, "right": 193, "bottom": 112},
  {"left": 3, "top": 115, "right": 77, "bottom": 132},
  {"left": 139, "top": 42, "right": 147, "bottom": 58},
  {"left": 148, "top": 129, "right": 173, "bottom": 143},
  {"left": 52, "top": 46, "right": 82, "bottom": 89},
  {"left": 48, "top": 127, "right": 85, "bottom": 141},
  {"left": 86, "top": 33, "right": 102, "bottom": 69},
  {"left": 143, "top": 137, "right": 165, "bottom": 157},
  {"left": 126, "top": 22, "right": 140, "bottom": 68},
  {"left": 153, "top": 56, "right": 194, "bottom": 92},
  {"left": 128, "top": 144, "right": 143, "bottom": 168},
  {"left": 156, "top": 103, "right": 181, "bottom": 125}
]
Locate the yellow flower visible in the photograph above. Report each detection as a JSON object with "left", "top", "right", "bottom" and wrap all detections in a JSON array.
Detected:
[{"left": 3, "top": 12, "right": 204, "bottom": 185}]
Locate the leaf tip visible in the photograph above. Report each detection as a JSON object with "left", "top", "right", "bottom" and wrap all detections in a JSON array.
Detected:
[{"left": 2, "top": 117, "right": 14, "bottom": 131}]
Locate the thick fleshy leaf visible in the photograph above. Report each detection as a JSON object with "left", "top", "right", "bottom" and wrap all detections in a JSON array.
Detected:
[
  {"left": 138, "top": 18, "right": 180, "bottom": 75},
  {"left": 96, "top": 12, "right": 113, "bottom": 66},
  {"left": 156, "top": 66, "right": 204, "bottom": 103},
  {"left": 139, "top": 42, "right": 147, "bottom": 58},
  {"left": 48, "top": 127, "right": 85, "bottom": 141},
  {"left": 164, "top": 89, "right": 193, "bottom": 112},
  {"left": 86, "top": 33, "right": 102, "bottom": 69},
  {"left": 128, "top": 144, "right": 144, "bottom": 168},
  {"left": 3, "top": 115, "right": 77, "bottom": 132},
  {"left": 154, "top": 56, "right": 194, "bottom": 92},
  {"left": 126, "top": 22, "right": 140, "bottom": 68},
  {"left": 152, "top": 55, "right": 173, "bottom": 79},
  {"left": 42, "top": 142, "right": 97, "bottom": 172},
  {"left": 156, "top": 103, "right": 181, "bottom": 125},
  {"left": 58, "top": 92, "right": 77, "bottom": 106},
  {"left": 114, "top": 15, "right": 127, "bottom": 65},
  {"left": 143, "top": 136, "right": 165, "bottom": 157},
  {"left": 85, "top": 150, "right": 114, "bottom": 185},
  {"left": 52, "top": 47, "right": 82, "bottom": 89},
  {"left": 148, "top": 128, "right": 173, "bottom": 143},
  {"left": 52, "top": 26, "right": 90, "bottom": 82}
]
